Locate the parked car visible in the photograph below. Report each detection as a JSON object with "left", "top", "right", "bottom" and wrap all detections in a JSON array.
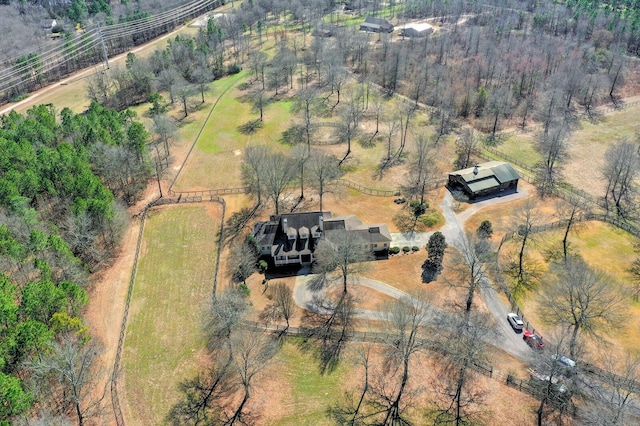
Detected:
[
  {"left": 523, "top": 331, "right": 545, "bottom": 349},
  {"left": 552, "top": 354, "right": 577, "bottom": 376},
  {"left": 507, "top": 313, "right": 524, "bottom": 331},
  {"left": 529, "top": 368, "right": 569, "bottom": 394}
]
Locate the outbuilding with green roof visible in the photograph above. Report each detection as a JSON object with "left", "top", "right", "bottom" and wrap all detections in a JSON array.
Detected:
[{"left": 448, "top": 161, "right": 520, "bottom": 199}]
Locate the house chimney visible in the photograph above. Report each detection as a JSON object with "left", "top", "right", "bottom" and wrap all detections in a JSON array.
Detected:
[
  {"left": 283, "top": 218, "right": 288, "bottom": 233},
  {"left": 473, "top": 165, "right": 479, "bottom": 175},
  {"left": 319, "top": 216, "right": 323, "bottom": 231}
]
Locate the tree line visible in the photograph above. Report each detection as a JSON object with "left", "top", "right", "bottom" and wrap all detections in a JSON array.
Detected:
[{"left": 0, "top": 102, "right": 152, "bottom": 424}]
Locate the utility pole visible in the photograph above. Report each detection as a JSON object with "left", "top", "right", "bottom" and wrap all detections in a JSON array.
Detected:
[
  {"left": 155, "top": 161, "right": 163, "bottom": 198},
  {"left": 97, "top": 23, "right": 110, "bottom": 69}
]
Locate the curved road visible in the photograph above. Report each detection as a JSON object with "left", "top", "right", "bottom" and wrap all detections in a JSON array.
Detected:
[{"left": 294, "top": 188, "right": 532, "bottom": 359}]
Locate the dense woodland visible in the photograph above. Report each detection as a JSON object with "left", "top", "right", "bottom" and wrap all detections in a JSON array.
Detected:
[{"left": 0, "top": 103, "right": 151, "bottom": 423}]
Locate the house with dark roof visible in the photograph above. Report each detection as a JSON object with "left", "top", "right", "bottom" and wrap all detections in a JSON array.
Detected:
[
  {"left": 448, "top": 161, "right": 520, "bottom": 199},
  {"left": 252, "top": 211, "right": 392, "bottom": 267},
  {"left": 360, "top": 16, "right": 394, "bottom": 33}
]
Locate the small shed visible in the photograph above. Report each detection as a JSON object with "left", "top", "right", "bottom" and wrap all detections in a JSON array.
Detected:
[
  {"left": 41, "top": 19, "right": 58, "bottom": 30},
  {"left": 399, "top": 22, "right": 434, "bottom": 37},
  {"left": 360, "top": 16, "right": 394, "bottom": 33},
  {"left": 448, "top": 161, "right": 520, "bottom": 199}
]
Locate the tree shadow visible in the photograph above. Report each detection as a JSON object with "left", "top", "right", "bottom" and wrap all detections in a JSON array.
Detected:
[
  {"left": 238, "top": 119, "right": 263, "bottom": 134},
  {"left": 298, "top": 293, "right": 354, "bottom": 375}
]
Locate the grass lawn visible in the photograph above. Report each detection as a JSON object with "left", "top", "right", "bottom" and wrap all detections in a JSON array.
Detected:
[
  {"left": 495, "top": 131, "right": 540, "bottom": 167},
  {"left": 499, "top": 220, "right": 640, "bottom": 357},
  {"left": 264, "top": 340, "right": 348, "bottom": 426},
  {"left": 563, "top": 103, "right": 640, "bottom": 197},
  {"left": 173, "top": 72, "right": 295, "bottom": 191},
  {"left": 122, "top": 203, "right": 222, "bottom": 426}
]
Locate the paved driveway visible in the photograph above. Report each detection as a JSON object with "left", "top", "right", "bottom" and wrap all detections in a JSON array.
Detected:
[{"left": 294, "top": 188, "right": 533, "bottom": 359}]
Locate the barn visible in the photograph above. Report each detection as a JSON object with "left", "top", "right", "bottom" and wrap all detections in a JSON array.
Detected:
[{"left": 448, "top": 161, "right": 520, "bottom": 199}]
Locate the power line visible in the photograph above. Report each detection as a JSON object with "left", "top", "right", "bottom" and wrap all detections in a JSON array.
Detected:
[{"left": 0, "top": 0, "right": 221, "bottom": 104}]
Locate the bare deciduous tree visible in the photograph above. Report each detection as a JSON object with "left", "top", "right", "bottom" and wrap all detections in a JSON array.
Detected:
[
  {"left": 293, "top": 87, "right": 319, "bottom": 152},
  {"left": 26, "top": 335, "right": 106, "bottom": 426},
  {"left": 375, "top": 292, "right": 433, "bottom": 425},
  {"left": 555, "top": 199, "right": 585, "bottom": 261},
  {"left": 509, "top": 199, "right": 542, "bottom": 290},
  {"left": 313, "top": 230, "right": 372, "bottom": 294},
  {"left": 307, "top": 151, "right": 341, "bottom": 212},
  {"left": 448, "top": 234, "right": 487, "bottom": 323},
  {"left": 327, "top": 342, "right": 373, "bottom": 425},
  {"left": 454, "top": 128, "right": 478, "bottom": 170},
  {"left": 262, "top": 151, "right": 296, "bottom": 215},
  {"left": 527, "top": 332, "right": 574, "bottom": 426},
  {"left": 579, "top": 352, "right": 640, "bottom": 426},
  {"left": 434, "top": 311, "right": 490, "bottom": 426},
  {"left": 603, "top": 138, "right": 639, "bottom": 218},
  {"left": 534, "top": 124, "right": 570, "bottom": 198},
  {"left": 403, "top": 135, "right": 439, "bottom": 207},
  {"left": 241, "top": 145, "right": 268, "bottom": 206},
  {"left": 260, "top": 281, "right": 294, "bottom": 330},
  {"left": 540, "top": 256, "right": 624, "bottom": 359},
  {"left": 226, "top": 329, "right": 277, "bottom": 425}
]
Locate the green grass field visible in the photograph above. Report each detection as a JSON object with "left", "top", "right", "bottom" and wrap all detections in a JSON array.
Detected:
[
  {"left": 500, "top": 220, "right": 640, "bottom": 355},
  {"left": 172, "top": 72, "right": 298, "bottom": 191},
  {"left": 122, "top": 204, "right": 222, "bottom": 425},
  {"left": 269, "top": 341, "right": 349, "bottom": 426}
]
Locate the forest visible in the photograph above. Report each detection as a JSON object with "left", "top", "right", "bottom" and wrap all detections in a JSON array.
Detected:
[{"left": 0, "top": 103, "right": 151, "bottom": 422}]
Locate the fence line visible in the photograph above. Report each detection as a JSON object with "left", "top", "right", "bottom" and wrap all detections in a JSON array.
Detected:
[
  {"left": 110, "top": 199, "right": 155, "bottom": 426},
  {"left": 109, "top": 196, "right": 225, "bottom": 425}
]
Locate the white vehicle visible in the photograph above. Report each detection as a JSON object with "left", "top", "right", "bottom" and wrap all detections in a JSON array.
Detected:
[
  {"left": 507, "top": 313, "right": 524, "bottom": 331},
  {"left": 552, "top": 354, "right": 577, "bottom": 376}
]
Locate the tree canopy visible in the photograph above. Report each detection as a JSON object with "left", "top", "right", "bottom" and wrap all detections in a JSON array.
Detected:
[{"left": 0, "top": 102, "right": 150, "bottom": 422}]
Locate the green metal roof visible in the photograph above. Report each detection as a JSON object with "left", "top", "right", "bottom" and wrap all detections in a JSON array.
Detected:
[
  {"left": 491, "top": 163, "right": 520, "bottom": 183},
  {"left": 467, "top": 177, "right": 501, "bottom": 192}
]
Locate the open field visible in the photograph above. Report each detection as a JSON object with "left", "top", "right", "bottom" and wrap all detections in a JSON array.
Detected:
[
  {"left": 501, "top": 221, "right": 640, "bottom": 356},
  {"left": 172, "top": 72, "right": 295, "bottom": 191},
  {"left": 122, "top": 203, "right": 222, "bottom": 425},
  {"left": 252, "top": 339, "right": 538, "bottom": 425}
]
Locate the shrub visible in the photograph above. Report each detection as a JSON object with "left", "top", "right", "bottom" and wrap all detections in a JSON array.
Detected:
[
  {"left": 477, "top": 220, "right": 494, "bottom": 239},
  {"left": 402, "top": 246, "right": 410, "bottom": 253},
  {"left": 259, "top": 260, "right": 268, "bottom": 273},
  {"left": 418, "top": 210, "right": 444, "bottom": 228},
  {"left": 238, "top": 282, "right": 250, "bottom": 296},
  {"left": 227, "top": 64, "right": 242, "bottom": 74},
  {"left": 389, "top": 246, "right": 400, "bottom": 255},
  {"left": 409, "top": 200, "right": 428, "bottom": 217},
  {"left": 412, "top": 246, "right": 420, "bottom": 252}
]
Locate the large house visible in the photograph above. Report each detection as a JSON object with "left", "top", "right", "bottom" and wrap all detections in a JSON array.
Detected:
[
  {"left": 252, "top": 211, "right": 392, "bottom": 267},
  {"left": 448, "top": 161, "right": 520, "bottom": 199},
  {"left": 359, "top": 16, "right": 394, "bottom": 33}
]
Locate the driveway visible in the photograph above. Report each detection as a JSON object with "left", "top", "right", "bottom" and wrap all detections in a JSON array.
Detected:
[{"left": 294, "top": 188, "right": 533, "bottom": 359}]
